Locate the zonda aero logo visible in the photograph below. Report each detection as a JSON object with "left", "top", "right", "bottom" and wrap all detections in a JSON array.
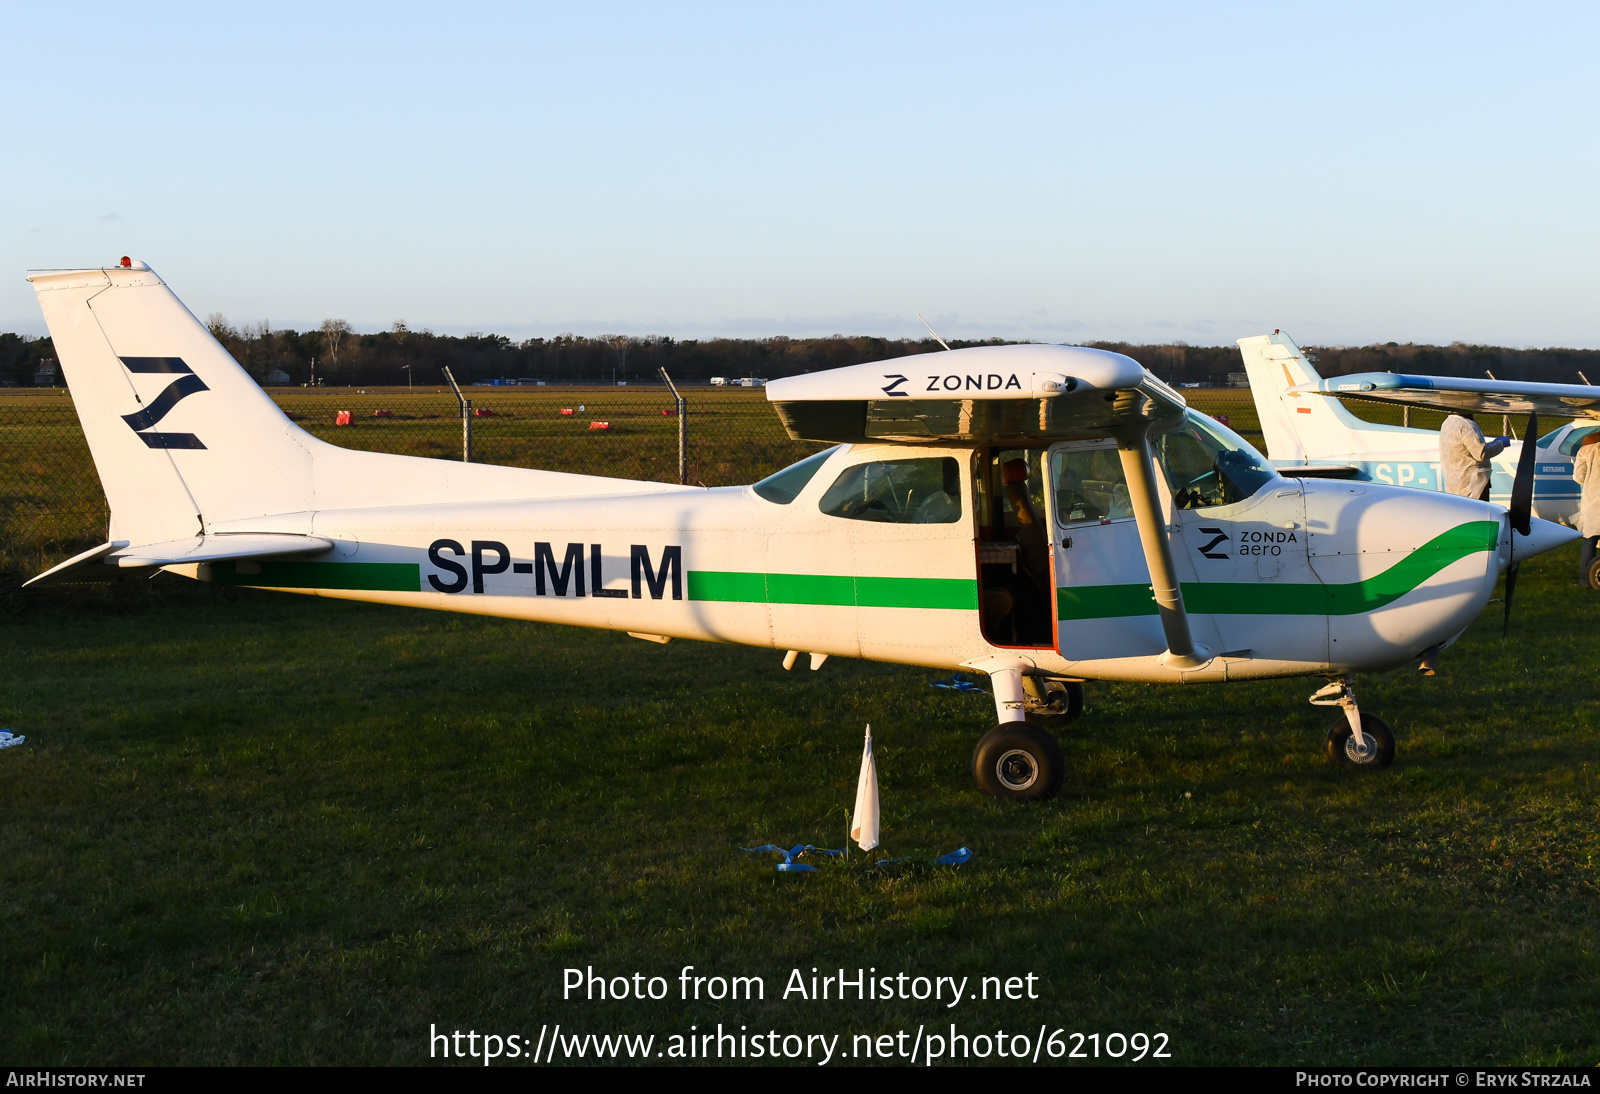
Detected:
[
  {"left": 119, "top": 357, "right": 207, "bottom": 449},
  {"left": 1195, "top": 527, "right": 1230, "bottom": 559},
  {"left": 1193, "top": 526, "right": 1300, "bottom": 560},
  {"left": 879, "top": 372, "right": 1027, "bottom": 397}
]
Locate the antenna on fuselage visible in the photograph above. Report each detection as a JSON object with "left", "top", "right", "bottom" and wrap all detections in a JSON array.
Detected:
[{"left": 917, "top": 313, "right": 952, "bottom": 352}]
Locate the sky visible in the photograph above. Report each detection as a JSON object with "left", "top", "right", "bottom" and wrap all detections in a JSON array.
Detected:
[{"left": 2, "top": 2, "right": 1596, "bottom": 347}]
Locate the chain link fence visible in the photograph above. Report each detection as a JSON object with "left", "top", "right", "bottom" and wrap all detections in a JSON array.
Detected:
[{"left": 0, "top": 383, "right": 824, "bottom": 582}]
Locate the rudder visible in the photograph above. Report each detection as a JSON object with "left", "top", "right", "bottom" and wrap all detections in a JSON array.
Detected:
[
  {"left": 1236, "top": 331, "right": 1370, "bottom": 463},
  {"left": 30, "top": 262, "right": 317, "bottom": 545}
]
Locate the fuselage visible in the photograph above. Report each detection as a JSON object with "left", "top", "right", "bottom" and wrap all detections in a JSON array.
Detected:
[
  {"left": 1268, "top": 421, "right": 1583, "bottom": 525},
  {"left": 196, "top": 438, "right": 1524, "bottom": 686},
  {"left": 25, "top": 265, "right": 1578, "bottom": 738}
]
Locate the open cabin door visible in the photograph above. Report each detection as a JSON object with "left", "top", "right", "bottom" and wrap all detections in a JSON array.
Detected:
[{"left": 1045, "top": 439, "right": 1167, "bottom": 661}]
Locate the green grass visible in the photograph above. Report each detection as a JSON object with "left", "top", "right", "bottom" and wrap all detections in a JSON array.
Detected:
[{"left": 1, "top": 548, "right": 1597, "bottom": 1065}]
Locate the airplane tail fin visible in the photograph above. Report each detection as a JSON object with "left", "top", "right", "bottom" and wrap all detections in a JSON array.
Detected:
[
  {"left": 29, "top": 262, "right": 320, "bottom": 546},
  {"left": 29, "top": 261, "right": 684, "bottom": 553},
  {"left": 1236, "top": 331, "right": 1372, "bottom": 462}
]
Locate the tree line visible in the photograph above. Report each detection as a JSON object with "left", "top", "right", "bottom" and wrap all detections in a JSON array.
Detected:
[{"left": 4, "top": 322, "right": 1600, "bottom": 389}]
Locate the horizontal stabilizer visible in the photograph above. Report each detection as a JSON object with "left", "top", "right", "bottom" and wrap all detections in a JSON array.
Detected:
[
  {"left": 24, "top": 534, "right": 333, "bottom": 587},
  {"left": 23, "top": 541, "right": 129, "bottom": 587},
  {"left": 111, "top": 533, "right": 335, "bottom": 568},
  {"left": 1293, "top": 373, "right": 1600, "bottom": 419}
]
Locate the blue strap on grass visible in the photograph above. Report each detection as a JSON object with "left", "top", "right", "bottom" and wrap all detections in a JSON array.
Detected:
[
  {"left": 930, "top": 675, "right": 986, "bottom": 694},
  {"left": 873, "top": 846, "right": 973, "bottom": 870},
  {"left": 742, "top": 843, "right": 846, "bottom": 873}
]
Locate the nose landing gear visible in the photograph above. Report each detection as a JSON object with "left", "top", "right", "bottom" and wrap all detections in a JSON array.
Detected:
[{"left": 1311, "top": 677, "right": 1395, "bottom": 769}]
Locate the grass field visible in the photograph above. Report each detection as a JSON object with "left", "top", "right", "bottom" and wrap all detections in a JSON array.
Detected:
[{"left": 1, "top": 543, "right": 1596, "bottom": 1066}]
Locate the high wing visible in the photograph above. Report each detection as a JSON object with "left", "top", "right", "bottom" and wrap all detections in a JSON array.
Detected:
[
  {"left": 765, "top": 344, "right": 1188, "bottom": 443},
  {"left": 1290, "top": 372, "right": 1600, "bottom": 419}
]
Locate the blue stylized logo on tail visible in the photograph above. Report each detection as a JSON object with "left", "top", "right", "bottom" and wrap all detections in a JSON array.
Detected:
[{"left": 120, "top": 357, "right": 207, "bottom": 449}]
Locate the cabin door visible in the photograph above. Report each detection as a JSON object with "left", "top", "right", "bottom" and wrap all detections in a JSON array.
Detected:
[
  {"left": 1173, "top": 478, "right": 1323, "bottom": 663},
  {"left": 1045, "top": 439, "right": 1167, "bottom": 661}
]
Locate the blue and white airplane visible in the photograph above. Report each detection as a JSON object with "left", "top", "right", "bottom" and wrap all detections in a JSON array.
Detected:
[{"left": 1239, "top": 331, "right": 1600, "bottom": 525}]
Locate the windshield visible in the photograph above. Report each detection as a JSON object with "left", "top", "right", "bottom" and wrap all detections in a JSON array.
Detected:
[
  {"left": 1558, "top": 426, "right": 1600, "bottom": 457},
  {"left": 752, "top": 446, "right": 838, "bottom": 504},
  {"left": 1154, "top": 412, "right": 1278, "bottom": 509}
]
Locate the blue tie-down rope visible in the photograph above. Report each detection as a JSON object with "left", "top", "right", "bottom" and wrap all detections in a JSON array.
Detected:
[
  {"left": 742, "top": 844, "right": 847, "bottom": 873},
  {"left": 930, "top": 674, "right": 987, "bottom": 694},
  {"left": 872, "top": 847, "right": 973, "bottom": 871}
]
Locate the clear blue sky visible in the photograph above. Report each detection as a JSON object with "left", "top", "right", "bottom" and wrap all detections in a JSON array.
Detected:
[{"left": 3, "top": 2, "right": 1596, "bottom": 347}]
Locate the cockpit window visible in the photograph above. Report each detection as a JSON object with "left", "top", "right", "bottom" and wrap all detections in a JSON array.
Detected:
[
  {"left": 752, "top": 446, "right": 838, "bottom": 504},
  {"left": 1155, "top": 412, "right": 1278, "bottom": 509},
  {"left": 819, "top": 457, "right": 962, "bottom": 523}
]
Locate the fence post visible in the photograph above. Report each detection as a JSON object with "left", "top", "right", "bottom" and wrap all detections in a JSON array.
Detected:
[
  {"left": 659, "top": 367, "right": 686, "bottom": 485},
  {"left": 442, "top": 366, "right": 472, "bottom": 462}
]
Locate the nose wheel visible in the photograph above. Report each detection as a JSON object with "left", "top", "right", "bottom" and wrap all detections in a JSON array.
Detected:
[
  {"left": 1325, "top": 712, "right": 1396, "bottom": 768},
  {"left": 1311, "top": 677, "right": 1396, "bottom": 770}
]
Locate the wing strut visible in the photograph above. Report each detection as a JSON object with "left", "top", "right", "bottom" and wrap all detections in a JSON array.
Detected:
[{"left": 1112, "top": 402, "right": 1210, "bottom": 670}]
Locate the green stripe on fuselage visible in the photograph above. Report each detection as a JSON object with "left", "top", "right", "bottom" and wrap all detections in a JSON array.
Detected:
[
  {"left": 205, "top": 518, "right": 1496, "bottom": 618},
  {"left": 213, "top": 560, "right": 422, "bottom": 592},
  {"left": 1058, "top": 520, "right": 1499, "bottom": 620},
  {"left": 687, "top": 571, "right": 978, "bottom": 610}
]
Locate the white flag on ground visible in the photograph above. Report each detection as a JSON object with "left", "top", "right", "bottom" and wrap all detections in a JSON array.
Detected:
[{"left": 851, "top": 724, "right": 880, "bottom": 852}]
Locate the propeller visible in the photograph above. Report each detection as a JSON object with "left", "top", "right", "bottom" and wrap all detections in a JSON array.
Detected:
[{"left": 1502, "top": 410, "right": 1538, "bottom": 641}]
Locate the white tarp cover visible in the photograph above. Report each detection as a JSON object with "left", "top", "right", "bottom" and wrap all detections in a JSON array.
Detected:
[{"left": 851, "top": 725, "right": 880, "bottom": 852}]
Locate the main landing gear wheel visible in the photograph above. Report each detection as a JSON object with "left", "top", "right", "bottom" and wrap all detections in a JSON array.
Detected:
[
  {"left": 1024, "top": 681, "right": 1083, "bottom": 728},
  {"left": 973, "top": 723, "right": 1064, "bottom": 801},
  {"left": 1586, "top": 556, "right": 1600, "bottom": 591},
  {"left": 1325, "top": 713, "right": 1396, "bottom": 770}
]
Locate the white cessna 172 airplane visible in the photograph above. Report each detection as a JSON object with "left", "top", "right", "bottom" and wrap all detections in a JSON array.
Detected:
[
  {"left": 1239, "top": 331, "right": 1600, "bottom": 526},
  {"left": 25, "top": 261, "right": 1578, "bottom": 800}
]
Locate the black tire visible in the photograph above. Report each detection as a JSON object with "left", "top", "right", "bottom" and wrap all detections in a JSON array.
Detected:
[
  {"left": 973, "top": 723, "right": 1065, "bottom": 800},
  {"left": 1026, "top": 681, "right": 1084, "bottom": 728},
  {"left": 1325, "top": 713, "right": 1396, "bottom": 770},
  {"left": 1586, "top": 557, "right": 1600, "bottom": 591}
]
